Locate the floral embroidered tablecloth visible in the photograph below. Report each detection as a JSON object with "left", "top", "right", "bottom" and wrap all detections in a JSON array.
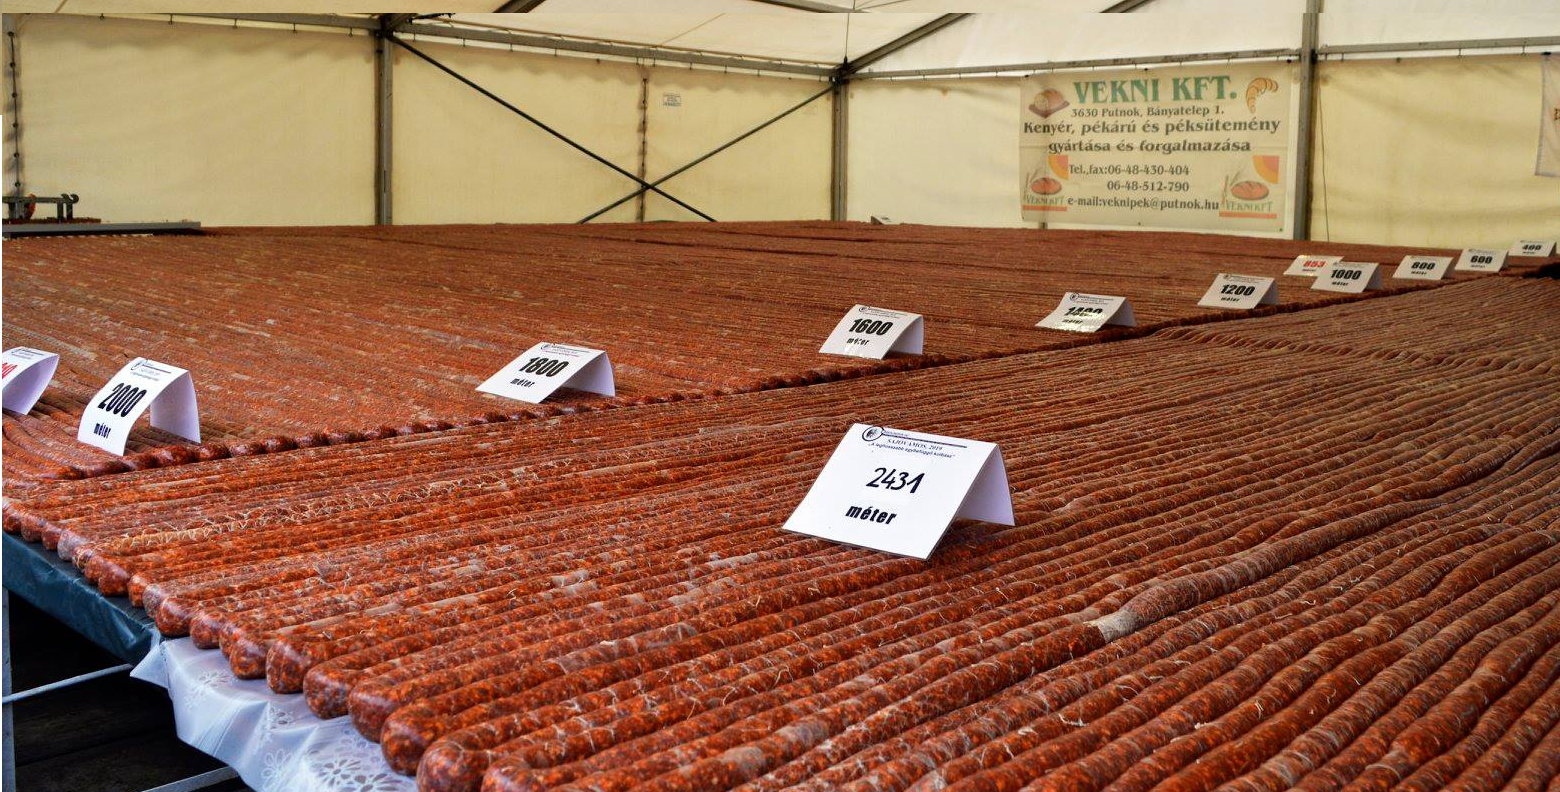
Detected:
[{"left": 134, "top": 638, "right": 415, "bottom": 792}]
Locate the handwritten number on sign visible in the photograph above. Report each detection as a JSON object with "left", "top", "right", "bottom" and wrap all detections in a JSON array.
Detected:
[{"left": 867, "top": 467, "right": 926, "bottom": 494}]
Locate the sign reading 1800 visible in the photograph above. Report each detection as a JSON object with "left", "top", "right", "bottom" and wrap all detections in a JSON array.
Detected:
[{"left": 1020, "top": 61, "right": 1294, "bottom": 233}]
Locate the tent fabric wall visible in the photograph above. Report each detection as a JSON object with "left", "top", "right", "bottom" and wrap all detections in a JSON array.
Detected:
[
  {"left": 1309, "top": 54, "right": 1560, "bottom": 247},
  {"left": 4, "top": 15, "right": 375, "bottom": 226},
  {"left": 391, "top": 41, "right": 643, "bottom": 225},
  {"left": 642, "top": 68, "right": 830, "bottom": 222},
  {"left": 392, "top": 42, "right": 830, "bottom": 225},
  {"left": 845, "top": 77, "right": 1026, "bottom": 227},
  {"left": 2, "top": 15, "right": 831, "bottom": 227}
]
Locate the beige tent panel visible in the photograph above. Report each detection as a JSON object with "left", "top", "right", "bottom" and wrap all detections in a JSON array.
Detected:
[
  {"left": 1310, "top": 54, "right": 1560, "bottom": 247},
  {"left": 7, "top": 14, "right": 373, "bottom": 225},
  {"left": 643, "top": 68, "right": 830, "bottom": 222}
]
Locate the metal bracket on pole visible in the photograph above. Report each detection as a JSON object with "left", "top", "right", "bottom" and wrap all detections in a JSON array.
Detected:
[
  {"left": 387, "top": 34, "right": 715, "bottom": 221},
  {"left": 1291, "top": 0, "right": 1319, "bottom": 241}
]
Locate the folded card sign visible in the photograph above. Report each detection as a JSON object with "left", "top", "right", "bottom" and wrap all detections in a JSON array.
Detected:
[
  {"left": 782, "top": 424, "right": 1014, "bottom": 560},
  {"left": 77, "top": 358, "right": 200, "bottom": 455}
]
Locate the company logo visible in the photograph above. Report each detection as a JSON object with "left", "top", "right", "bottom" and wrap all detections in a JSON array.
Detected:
[
  {"left": 1244, "top": 77, "right": 1279, "bottom": 113},
  {"left": 861, "top": 426, "right": 883, "bottom": 443},
  {"left": 845, "top": 505, "right": 898, "bottom": 524}
]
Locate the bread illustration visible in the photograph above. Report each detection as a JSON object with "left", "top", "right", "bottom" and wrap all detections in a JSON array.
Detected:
[
  {"left": 1245, "top": 77, "right": 1278, "bottom": 113},
  {"left": 1230, "top": 180, "right": 1270, "bottom": 201},
  {"left": 1029, "top": 89, "right": 1069, "bottom": 118}
]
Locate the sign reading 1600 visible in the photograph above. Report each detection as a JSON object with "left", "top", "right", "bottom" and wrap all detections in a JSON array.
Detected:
[{"left": 848, "top": 318, "right": 894, "bottom": 336}]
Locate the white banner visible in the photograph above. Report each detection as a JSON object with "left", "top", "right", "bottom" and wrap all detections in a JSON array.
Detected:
[
  {"left": 1021, "top": 62, "right": 1294, "bottom": 231},
  {"left": 1539, "top": 56, "right": 1560, "bottom": 178}
]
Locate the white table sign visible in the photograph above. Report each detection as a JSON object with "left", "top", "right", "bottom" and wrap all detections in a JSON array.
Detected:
[
  {"left": 820, "top": 305, "right": 924, "bottom": 359},
  {"left": 1392, "top": 255, "right": 1453, "bottom": 281},
  {"left": 1455, "top": 248, "right": 1507, "bottom": 273},
  {"left": 477, "top": 342, "right": 614, "bottom": 404},
  {"left": 1, "top": 347, "right": 60, "bottom": 414},
  {"left": 77, "top": 358, "right": 200, "bottom": 455},
  {"left": 1509, "top": 239, "right": 1556, "bottom": 257},
  {"left": 1197, "top": 274, "right": 1278, "bottom": 310},
  {"left": 1311, "top": 261, "right": 1382, "bottom": 294},
  {"left": 1283, "top": 255, "right": 1342, "bottom": 278},
  {"left": 1036, "top": 293, "right": 1136, "bottom": 333},
  {"left": 782, "top": 424, "right": 1014, "bottom": 560}
]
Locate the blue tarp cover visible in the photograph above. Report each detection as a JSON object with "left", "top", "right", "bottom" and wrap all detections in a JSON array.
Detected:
[{"left": 3, "top": 531, "right": 157, "bottom": 662}]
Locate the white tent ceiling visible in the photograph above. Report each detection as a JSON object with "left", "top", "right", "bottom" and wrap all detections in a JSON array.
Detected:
[{"left": 9, "top": 0, "right": 1560, "bottom": 72}]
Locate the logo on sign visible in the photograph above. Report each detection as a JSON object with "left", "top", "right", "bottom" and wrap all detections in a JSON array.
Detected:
[{"left": 861, "top": 426, "right": 884, "bottom": 443}]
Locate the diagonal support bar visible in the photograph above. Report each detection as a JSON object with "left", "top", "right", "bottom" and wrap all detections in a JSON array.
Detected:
[
  {"left": 580, "top": 82, "right": 835, "bottom": 223},
  {"left": 838, "top": 13, "right": 970, "bottom": 78},
  {"left": 747, "top": 0, "right": 853, "bottom": 11},
  {"left": 388, "top": 34, "right": 715, "bottom": 222}
]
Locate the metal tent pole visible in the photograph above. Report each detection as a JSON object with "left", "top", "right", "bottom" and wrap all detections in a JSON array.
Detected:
[
  {"left": 374, "top": 16, "right": 399, "bottom": 225},
  {"left": 1291, "top": 0, "right": 1320, "bottom": 240},
  {"left": 580, "top": 82, "right": 833, "bottom": 223},
  {"left": 831, "top": 79, "right": 848, "bottom": 221},
  {"left": 387, "top": 34, "right": 716, "bottom": 222}
]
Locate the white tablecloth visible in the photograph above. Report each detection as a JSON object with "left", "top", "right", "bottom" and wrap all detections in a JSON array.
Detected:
[{"left": 134, "top": 638, "right": 415, "bottom": 792}]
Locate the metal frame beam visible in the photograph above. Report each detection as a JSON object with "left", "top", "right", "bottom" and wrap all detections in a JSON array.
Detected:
[
  {"left": 838, "top": 13, "right": 970, "bottom": 77},
  {"left": 387, "top": 34, "right": 715, "bottom": 221},
  {"left": 851, "top": 47, "right": 1299, "bottom": 80},
  {"left": 179, "top": 14, "right": 831, "bottom": 76},
  {"left": 494, "top": 0, "right": 550, "bottom": 11},
  {"left": 399, "top": 21, "right": 832, "bottom": 76},
  {"left": 1317, "top": 35, "right": 1560, "bottom": 56},
  {"left": 182, "top": 13, "right": 377, "bottom": 30},
  {"left": 1291, "top": 0, "right": 1319, "bottom": 240}
]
